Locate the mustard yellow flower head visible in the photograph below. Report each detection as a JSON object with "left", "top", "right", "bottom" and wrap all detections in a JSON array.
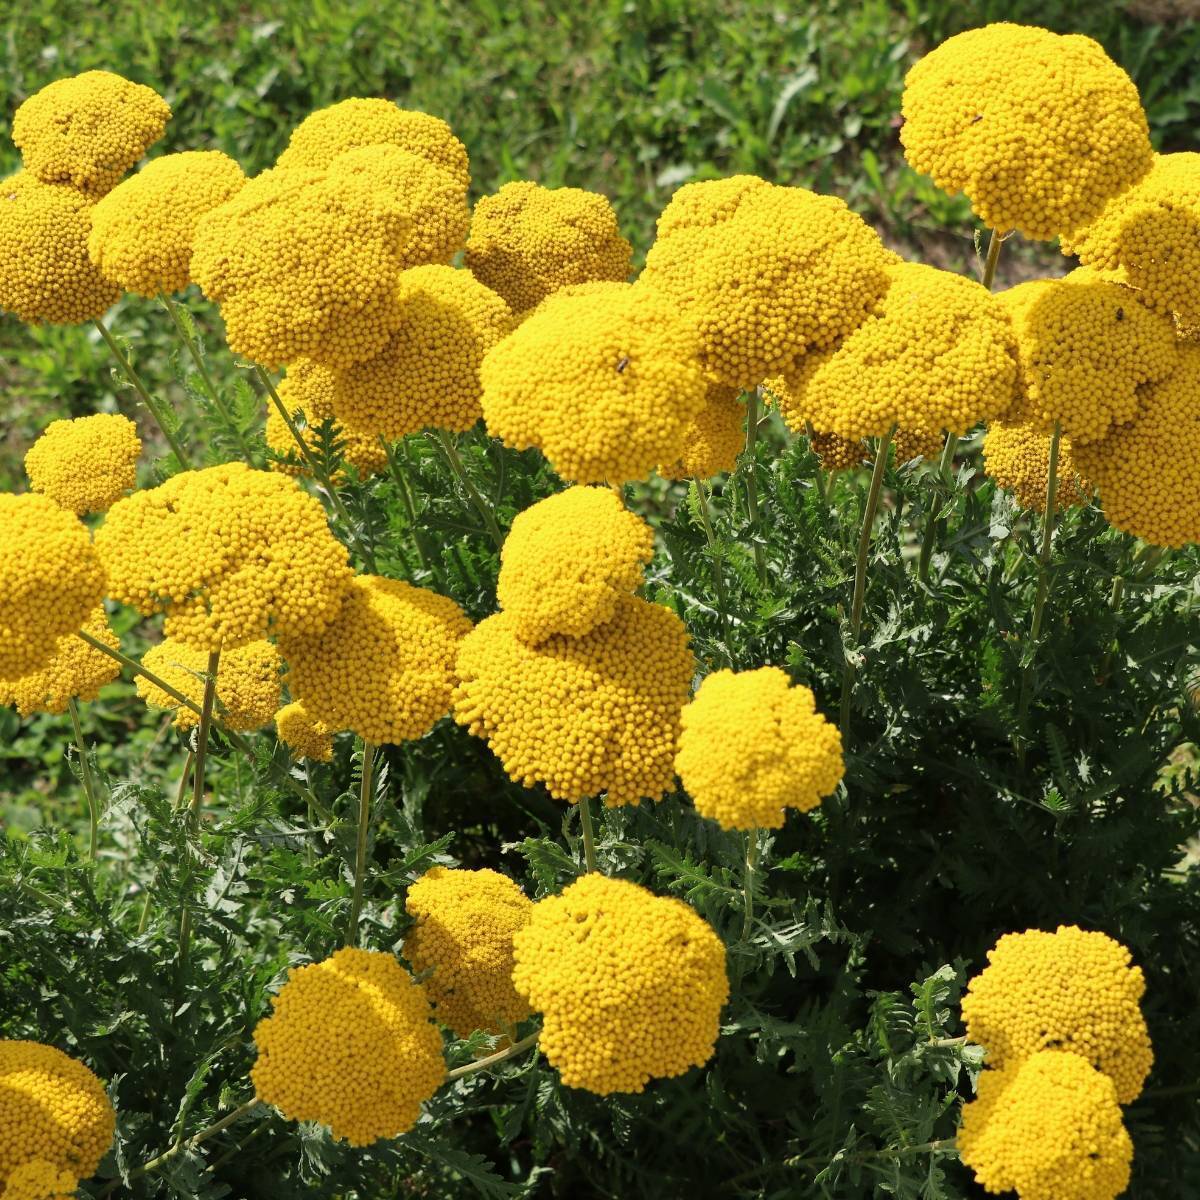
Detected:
[
  {"left": 901, "top": 23, "right": 1152, "bottom": 241},
  {"left": 958, "top": 1051, "right": 1132, "bottom": 1200},
  {"left": 24, "top": 413, "right": 141, "bottom": 515},
  {"left": 95, "top": 462, "right": 352, "bottom": 653},
  {"left": 12, "top": 70, "right": 170, "bottom": 196},
  {"left": 0, "top": 494, "right": 105, "bottom": 683},
  {"left": 640, "top": 179, "right": 893, "bottom": 388},
  {"left": 3, "top": 1159, "right": 78, "bottom": 1200},
  {"left": 651, "top": 174, "right": 769, "bottom": 239},
  {"left": 281, "top": 575, "right": 472, "bottom": 746},
  {"left": 962, "top": 925, "right": 1152, "bottom": 1103},
  {"left": 0, "top": 606, "right": 119, "bottom": 718},
  {"left": 453, "top": 595, "right": 695, "bottom": 806},
  {"left": 0, "top": 173, "right": 120, "bottom": 325},
  {"left": 191, "top": 167, "right": 412, "bottom": 368},
  {"left": 893, "top": 428, "right": 946, "bottom": 463},
  {"left": 87, "top": 151, "right": 246, "bottom": 297},
  {"left": 404, "top": 866, "right": 534, "bottom": 1039},
  {"left": 1073, "top": 341, "right": 1200, "bottom": 547},
  {"left": 658, "top": 382, "right": 744, "bottom": 480},
  {"left": 251, "top": 947, "right": 446, "bottom": 1146},
  {"left": 0, "top": 1040, "right": 114, "bottom": 1185},
  {"left": 465, "top": 180, "right": 633, "bottom": 315},
  {"left": 274, "top": 700, "right": 334, "bottom": 763},
  {"left": 480, "top": 282, "right": 707, "bottom": 485},
  {"left": 999, "top": 274, "right": 1178, "bottom": 444},
  {"left": 984, "top": 419, "right": 1092, "bottom": 512},
  {"left": 513, "top": 874, "right": 727, "bottom": 1095},
  {"left": 676, "top": 667, "right": 843, "bottom": 831},
  {"left": 809, "top": 429, "right": 870, "bottom": 472},
  {"left": 332, "top": 265, "right": 513, "bottom": 438},
  {"left": 497, "top": 486, "right": 654, "bottom": 644}
]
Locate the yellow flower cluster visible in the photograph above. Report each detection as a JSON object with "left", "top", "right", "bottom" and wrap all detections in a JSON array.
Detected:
[
  {"left": 640, "top": 177, "right": 893, "bottom": 387},
  {"left": 404, "top": 866, "right": 533, "bottom": 1038},
  {"left": 332, "top": 265, "right": 513, "bottom": 438},
  {"left": 0, "top": 607, "right": 119, "bottom": 718},
  {"left": 276, "top": 98, "right": 469, "bottom": 190},
  {"left": 962, "top": 925, "right": 1153, "bottom": 1103},
  {"left": 453, "top": 595, "right": 694, "bottom": 805},
  {"left": 191, "top": 167, "right": 412, "bottom": 368},
  {"left": 96, "top": 463, "right": 352, "bottom": 652},
  {"left": 3, "top": 1159, "right": 79, "bottom": 1200},
  {"left": 0, "top": 173, "right": 120, "bottom": 325},
  {"left": 24, "top": 413, "right": 141, "bottom": 515},
  {"left": 893, "top": 428, "right": 945, "bottom": 464},
  {"left": 465, "top": 181, "right": 633, "bottom": 315},
  {"left": 984, "top": 420, "right": 1092, "bottom": 512},
  {"left": 652, "top": 174, "right": 766, "bottom": 239},
  {"left": 12, "top": 70, "right": 170, "bottom": 195},
  {"left": 676, "top": 667, "right": 844, "bottom": 830},
  {"left": 88, "top": 151, "right": 247, "bottom": 297},
  {"left": 138, "top": 638, "right": 282, "bottom": 732},
  {"left": 281, "top": 575, "right": 472, "bottom": 746},
  {"left": 274, "top": 700, "right": 334, "bottom": 763},
  {"left": 512, "top": 874, "right": 727, "bottom": 1094},
  {"left": 999, "top": 274, "right": 1178, "bottom": 444},
  {"left": 480, "top": 282, "right": 707, "bottom": 484},
  {"left": 658, "top": 383, "right": 744, "bottom": 481},
  {"left": 900, "top": 23, "right": 1153, "bottom": 241},
  {"left": 266, "top": 359, "right": 388, "bottom": 480},
  {"left": 0, "top": 1040, "right": 114, "bottom": 1185},
  {"left": 808, "top": 429, "right": 869, "bottom": 471},
  {"left": 0, "top": 494, "right": 105, "bottom": 683},
  {"left": 958, "top": 1050, "right": 1132, "bottom": 1200},
  {"left": 496, "top": 487, "right": 654, "bottom": 643},
  {"left": 251, "top": 947, "right": 446, "bottom": 1145}
]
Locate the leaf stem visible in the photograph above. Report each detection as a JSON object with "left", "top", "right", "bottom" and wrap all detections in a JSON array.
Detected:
[
  {"left": 694, "top": 478, "right": 732, "bottom": 663},
  {"left": 68, "top": 698, "right": 100, "bottom": 860},
  {"left": 741, "top": 829, "right": 759, "bottom": 941},
  {"left": 916, "top": 431, "right": 959, "bottom": 584},
  {"left": 742, "top": 389, "right": 767, "bottom": 587},
  {"left": 433, "top": 428, "right": 504, "bottom": 549},
  {"left": 446, "top": 1031, "right": 541, "bottom": 1081},
  {"left": 578, "top": 796, "right": 598, "bottom": 873},
  {"left": 347, "top": 739, "right": 375, "bottom": 945}
]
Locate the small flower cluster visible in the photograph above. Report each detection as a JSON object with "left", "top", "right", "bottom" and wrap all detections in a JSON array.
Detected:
[
  {"left": 273, "top": 700, "right": 334, "bottom": 763},
  {"left": 24, "top": 413, "right": 141, "bottom": 515},
  {"left": 983, "top": 420, "right": 1092, "bottom": 513},
  {"left": 657, "top": 382, "right": 745, "bottom": 481}
]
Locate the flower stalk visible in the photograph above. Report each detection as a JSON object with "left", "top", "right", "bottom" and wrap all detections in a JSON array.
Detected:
[
  {"left": 433, "top": 428, "right": 505, "bottom": 549},
  {"left": 68, "top": 698, "right": 100, "bottom": 860},
  {"left": 346, "top": 739, "right": 375, "bottom": 945}
]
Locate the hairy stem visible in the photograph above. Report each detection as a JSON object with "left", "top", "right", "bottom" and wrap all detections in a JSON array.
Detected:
[
  {"left": 742, "top": 389, "right": 767, "bottom": 587},
  {"left": 981, "top": 227, "right": 1004, "bottom": 290},
  {"left": 433, "top": 428, "right": 504, "bottom": 549},
  {"left": 68, "top": 699, "right": 100, "bottom": 860},
  {"left": 578, "top": 796, "right": 598, "bottom": 873},
  {"left": 347, "top": 740, "right": 375, "bottom": 945},
  {"left": 446, "top": 1031, "right": 541, "bottom": 1081}
]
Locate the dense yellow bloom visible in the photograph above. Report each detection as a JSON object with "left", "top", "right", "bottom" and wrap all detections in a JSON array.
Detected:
[
  {"left": 465, "top": 181, "right": 633, "bottom": 315},
  {"left": 999, "top": 275, "right": 1178, "bottom": 444},
  {"left": 281, "top": 575, "right": 471, "bottom": 746},
  {"left": 962, "top": 925, "right": 1152, "bottom": 1103},
  {"left": 191, "top": 167, "right": 412, "bottom": 368},
  {"left": 1073, "top": 342, "right": 1200, "bottom": 547},
  {"left": 274, "top": 700, "right": 334, "bottom": 762},
  {"left": 24, "top": 414, "right": 141, "bottom": 515},
  {"left": 480, "top": 283, "right": 707, "bottom": 484},
  {"left": 640, "top": 178, "right": 892, "bottom": 387},
  {"left": 658, "top": 383, "right": 744, "bottom": 480},
  {"left": 266, "top": 359, "right": 388, "bottom": 480},
  {"left": 808, "top": 429, "right": 869, "bottom": 471},
  {"left": 453, "top": 595, "right": 695, "bottom": 805},
  {"left": 137, "top": 638, "right": 282, "bottom": 732},
  {"left": 87, "top": 151, "right": 246, "bottom": 296},
  {"left": 3, "top": 1159, "right": 78, "bottom": 1200},
  {"left": 496, "top": 487, "right": 654, "bottom": 643},
  {"left": 251, "top": 947, "right": 446, "bottom": 1146},
  {"left": 277, "top": 98, "right": 469, "bottom": 190},
  {"left": 404, "top": 866, "right": 534, "bottom": 1038},
  {"left": 0, "top": 1040, "right": 114, "bottom": 1184},
  {"left": 983, "top": 420, "right": 1092, "bottom": 512},
  {"left": 958, "top": 1051, "right": 1132, "bottom": 1200},
  {"left": 0, "top": 173, "right": 119, "bottom": 325},
  {"left": 0, "top": 606, "right": 119, "bottom": 718},
  {"left": 332, "top": 265, "right": 513, "bottom": 438},
  {"left": 512, "top": 875, "right": 727, "bottom": 1094},
  {"left": 676, "top": 667, "right": 843, "bottom": 830},
  {"left": 651, "top": 174, "right": 769, "bottom": 239},
  {"left": 0, "top": 494, "right": 105, "bottom": 683},
  {"left": 96, "top": 463, "right": 352, "bottom": 653},
  {"left": 900, "top": 23, "right": 1152, "bottom": 241},
  {"left": 893, "top": 428, "right": 945, "bottom": 463},
  {"left": 12, "top": 70, "right": 170, "bottom": 196}
]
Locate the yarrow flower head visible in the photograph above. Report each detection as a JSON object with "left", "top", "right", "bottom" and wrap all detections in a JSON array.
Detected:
[
  {"left": 962, "top": 925, "right": 1153, "bottom": 1103},
  {"left": 12, "top": 70, "right": 170, "bottom": 195},
  {"left": 331, "top": 264, "right": 513, "bottom": 438},
  {"left": 0, "top": 1040, "right": 115, "bottom": 1185},
  {"left": 639, "top": 177, "right": 893, "bottom": 387},
  {"left": 465, "top": 180, "right": 633, "bottom": 315},
  {"left": 251, "top": 947, "right": 445, "bottom": 1146},
  {"left": 88, "top": 151, "right": 247, "bottom": 296},
  {"left": 24, "top": 413, "right": 141, "bottom": 515},
  {"left": 95, "top": 462, "right": 352, "bottom": 653},
  {"left": 274, "top": 700, "right": 334, "bottom": 762},
  {"left": 512, "top": 875, "right": 727, "bottom": 1095},
  {"left": 958, "top": 1051, "right": 1132, "bottom": 1200},
  {"left": 404, "top": 866, "right": 534, "bottom": 1039},
  {"left": 658, "top": 381, "right": 744, "bottom": 481},
  {"left": 900, "top": 23, "right": 1153, "bottom": 241},
  {"left": 2, "top": 1159, "right": 79, "bottom": 1200},
  {"left": 496, "top": 487, "right": 654, "bottom": 644},
  {"left": 281, "top": 575, "right": 472, "bottom": 746},
  {"left": 984, "top": 419, "right": 1092, "bottom": 513},
  {"left": 453, "top": 595, "right": 695, "bottom": 806},
  {"left": 0, "top": 494, "right": 105, "bottom": 683},
  {"left": 676, "top": 667, "right": 844, "bottom": 830},
  {"left": 480, "top": 282, "right": 708, "bottom": 485}
]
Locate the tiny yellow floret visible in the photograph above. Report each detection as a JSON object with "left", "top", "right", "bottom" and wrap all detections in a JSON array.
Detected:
[
  {"left": 984, "top": 420, "right": 1092, "bottom": 512},
  {"left": 658, "top": 382, "right": 744, "bottom": 481},
  {"left": 274, "top": 700, "right": 334, "bottom": 762},
  {"left": 24, "top": 413, "right": 141, "bottom": 515}
]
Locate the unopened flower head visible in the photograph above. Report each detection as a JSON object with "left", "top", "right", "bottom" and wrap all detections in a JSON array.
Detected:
[
  {"left": 984, "top": 419, "right": 1092, "bottom": 512},
  {"left": 658, "top": 382, "right": 744, "bottom": 481},
  {"left": 274, "top": 700, "right": 334, "bottom": 763},
  {"left": 24, "top": 413, "right": 141, "bottom": 515}
]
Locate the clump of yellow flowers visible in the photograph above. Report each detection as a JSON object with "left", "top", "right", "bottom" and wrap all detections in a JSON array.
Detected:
[
  {"left": 0, "top": 607, "right": 119, "bottom": 718},
  {"left": 983, "top": 421, "right": 1092, "bottom": 513},
  {"left": 273, "top": 700, "right": 334, "bottom": 763},
  {"left": 3, "top": 1159, "right": 80, "bottom": 1200},
  {"left": 24, "top": 413, "right": 141, "bottom": 515}
]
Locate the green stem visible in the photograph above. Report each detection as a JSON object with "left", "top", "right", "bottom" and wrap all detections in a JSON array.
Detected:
[
  {"left": 347, "top": 740, "right": 375, "bottom": 945},
  {"left": 916, "top": 431, "right": 959, "bottom": 584},
  {"left": 68, "top": 698, "right": 99, "bottom": 860},
  {"left": 578, "top": 796, "right": 598, "bottom": 873},
  {"left": 446, "top": 1031, "right": 541, "bottom": 1081},
  {"left": 77, "top": 630, "right": 203, "bottom": 717},
  {"left": 741, "top": 830, "right": 759, "bottom": 941},
  {"left": 433, "top": 429, "right": 504, "bottom": 549},
  {"left": 383, "top": 439, "right": 438, "bottom": 580},
  {"left": 981, "top": 227, "right": 1004, "bottom": 290},
  {"left": 742, "top": 389, "right": 767, "bottom": 587},
  {"left": 694, "top": 479, "right": 732, "bottom": 664}
]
